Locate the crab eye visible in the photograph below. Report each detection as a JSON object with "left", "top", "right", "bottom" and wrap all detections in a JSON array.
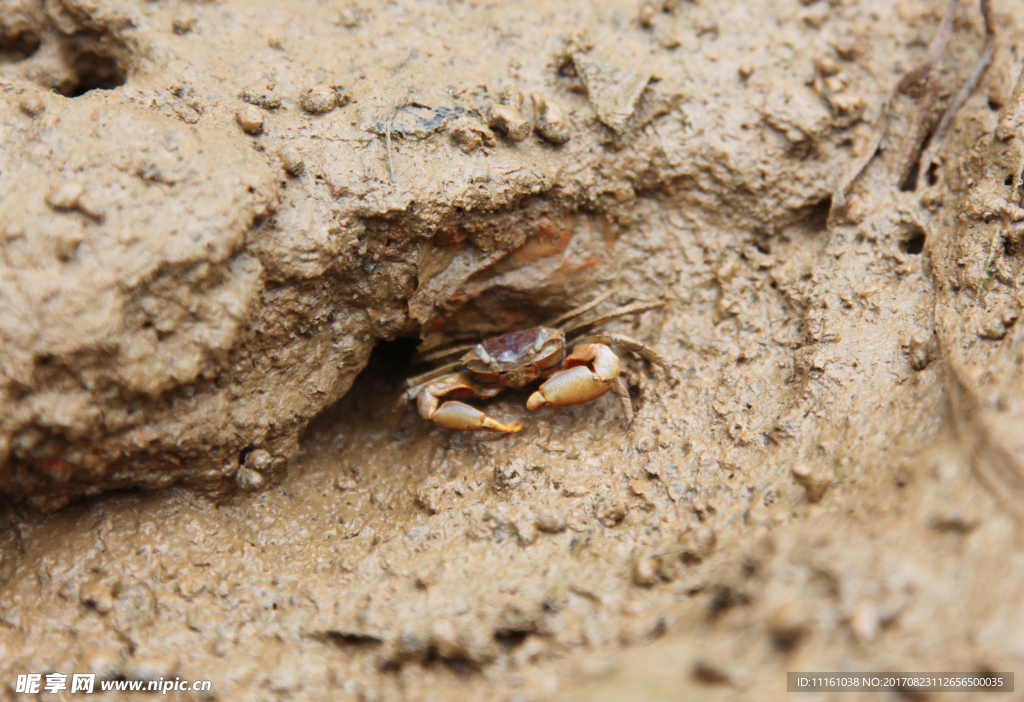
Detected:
[
  {"left": 532, "top": 329, "right": 548, "bottom": 352},
  {"left": 475, "top": 344, "right": 493, "bottom": 364}
]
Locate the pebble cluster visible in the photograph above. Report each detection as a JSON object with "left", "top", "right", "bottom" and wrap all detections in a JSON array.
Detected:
[{"left": 487, "top": 87, "right": 572, "bottom": 145}]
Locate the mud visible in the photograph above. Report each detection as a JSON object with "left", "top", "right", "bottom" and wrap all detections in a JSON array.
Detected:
[{"left": 2, "top": 0, "right": 1024, "bottom": 700}]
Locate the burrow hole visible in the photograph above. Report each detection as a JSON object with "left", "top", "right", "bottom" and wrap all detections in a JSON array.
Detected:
[
  {"left": 0, "top": 30, "right": 41, "bottom": 62},
  {"left": 57, "top": 43, "right": 128, "bottom": 97},
  {"left": 804, "top": 195, "right": 832, "bottom": 233},
  {"left": 2, "top": 24, "right": 128, "bottom": 96},
  {"left": 1005, "top": 233, "right": 1020, "bottom": 259},
  {"left": 899, "top": 227, "right": 926, "bottom": 255}
]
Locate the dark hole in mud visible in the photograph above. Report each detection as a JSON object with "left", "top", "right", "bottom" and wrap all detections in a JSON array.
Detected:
[
  {"left": 58, "top": 48, "right": 127, "bottom": 97},
  {"left": 1005, "top": 234, "right": 1019, "bottom": 258},
  {"left": 989, "top": 98, "right": 1002, "bottom": 111},
  {"left": 238, "top": 445, "right": 255, "bottom": 466},
  {"left": 802, "top": 195, "right": 832, "bottom": 233},
  {"left": 772, "top": 629, "right": 803, "bottom": 652},
  {"left": 1006, "top": 175, "right": 1015, "bottom": 186},
  {"left": 371, "top": 337, "right": 424, "bottom": 377},
  {"left": 494, "top": 630, "right": 529, "bottom": 650},
  {"left": 899, "top": 159, "right": 921, "bottom": 192},
  {"left": 900, "top": 230, "right": 926, "bottom": 255},
  {"left": 324, "top": 631, "right": 384, "bottom": 648},
  {"left": 927, "top": 161, "right": 940, "bottom": 186},
  {"left": 708, "top": 586, "right": 743, "bottom": 615},
  {"left": 0, "top": 31, "right": 41, "bottom": 62}
]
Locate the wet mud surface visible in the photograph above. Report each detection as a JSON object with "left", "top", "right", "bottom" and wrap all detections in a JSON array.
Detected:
[{"left": 2, "top": 0, "right": 1024, "bottom": 700}]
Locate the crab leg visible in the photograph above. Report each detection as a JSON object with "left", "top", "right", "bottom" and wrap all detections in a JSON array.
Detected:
[
  {"left": 415, "top": 373, "right": 522, "bottom": 433},
  {"left": 527, "top": 344, "right": 621, "bottom": 411},
  {"left": 571, "top": 332, "right": 670, "bottom": 372},
  {"left": 560, "top": 301, "right": 664, "bottom": 334},
  {"left": 613, "top": 376, "right": 634, "bottom": 427}
]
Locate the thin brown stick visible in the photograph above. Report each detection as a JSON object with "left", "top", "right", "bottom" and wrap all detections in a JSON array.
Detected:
[
  {"left": 413, "top": 341, "right": 479, "bottom": 365},
  {"left": 917, "top": 0, "right": 997, "bottom": 181},
  {"left": 917, "top": 40, "right": 995, "bottom": 180},
  {"left": 834, "top": 0, "right": 961, "bottom": 207},
  {"left": 561, "top": 301, "right": 664, "bottom": 335},
  {"left": 833, "top": 92, "right": 895, "bottom": 209},
  {"left": 544, "top": 288, "right": 620, "bottom": 328},
  {"left": 897, "top": 0, "right": 959, "bottom": 97},
  {"left": 385, "top": 108, "right": 396, "bottom": 185}
]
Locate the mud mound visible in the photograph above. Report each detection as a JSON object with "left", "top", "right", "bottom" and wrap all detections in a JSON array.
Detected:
[{"left": 2, "top": 1, "right": 1024, "bottom": 701}]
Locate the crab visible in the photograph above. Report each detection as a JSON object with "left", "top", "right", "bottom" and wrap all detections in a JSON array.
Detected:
[{"left": 396, "top": 291, "right": 669, "bottom": 432}]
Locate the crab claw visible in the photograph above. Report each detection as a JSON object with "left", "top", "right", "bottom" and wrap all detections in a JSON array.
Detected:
[
  {"left": 414, "top": 374, "right": 522, "bottom": 432},
  {"left": 527, "top": 366, "right": 613, "bottom": 409},
  {"left": 527, "top": 343, "right": 620, "bottom": 410},
  {"left": 430, "top": 401, "right": 523, "bottom": 433}
]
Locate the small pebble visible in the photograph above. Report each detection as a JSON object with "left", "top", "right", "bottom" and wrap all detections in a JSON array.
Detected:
[
  {"left": 431, "top": 620, "right": 459, "bottom": 659},
  {"left": 695, "top": 18, "right": 718, "bottom": 37},
  {"left": 831, "top": 38, "right": 859, "bottom": 60},
  {"left": 534, "top": 506, "right": 567, "bottom": 533},
  {"left": 78, "top": 194, "right": 105, "bottom": 221},
  {"left": 596, "top": 497, "right": 629, "bottom": 527},
  {"left": 55, "top": 231, "right": 84, "bottom": 261},
  {"left": 236, "top": 105, "right": 264, "bottom": 134},
  {"left": 487, "top": 104, "right": 530, "bottom": 142},
  {"left": 769, "top": 601, "right": 809, "bottom": 648},
  {"left": 300, "top": 85, "right": 345, "bottom": 115},
  {"left": 235, "top": 466, "right": 266, "bottom": 492},
  {"left": 659, "top": 34, "right": 681, "bottom": 50},
  {"left": 80, "top": 580, "right": 114, "bottom": 613},
  {"left": 514, "top": 517, "right": 538, "bottom": 546},
  {"left": 500, "top": 87, "right": 524, "bottom": 109},
  {"left": 450, "top": 118, "right": 496, "bottom": 154},
  {"left": 126, "top": 655, "right": 180, "bottom": 682},
  {"left": 791, "top": 463, "right": 830, "bottom": 503},
  {"left": 908, "top": 332, "right": 934, "bottom": 370},
  {"left": 239, "top": 87, "right": 281, "bottom": 109},
  {"left": 176, "top": 571, "right": 206, "bottom": 600},
  {"left": 245, "top": 448, "right": 273, "bottom": 472},
  {"left": 19, "top": 95, "right": 44, "bottom": 117},
  {"left": 978, "top": 316, "right": 1007, "bottom": 340},
  {"left": 738, "top": 62, "right": 755, "bottom": 80},
  {"left": 531, "top": 91, "right": 571, "bottom": 145},
  {"left": 4, "top": 224, "right": 25, "bottom": 241},
  {"left": 171, "top": 16, "right": 197, "bottom": 34},
  {"left": 815, "top": 55, "right": 841, "bottom": 77},
  {"left": 334, "top": 476, "right": 357, "bottom": 491},
  {"left": 633, "top": 553, "right": 659, "bottom": 586},
  {"left": 46, "top": 181, "right": 85, "bottom": 211},
  {"left": 847, "top": 604, "right": 878, "bottom": 642},
  {"left": 638, "top": 0, "right": 659, "bottom": 28},
  {"left": 279, "top": 146, "right": 305, "bottom": 176}
]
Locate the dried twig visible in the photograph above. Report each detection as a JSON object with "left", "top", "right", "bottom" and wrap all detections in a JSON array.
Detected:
[
  {"left": 833, "top": 0, "right": 962, "bottom": 208},
  {"left": 385, "top": 107, "right": 397, "bottom": 185},
  {"left": 917, "top": 0, "right": 997, "bottom": 180}
]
